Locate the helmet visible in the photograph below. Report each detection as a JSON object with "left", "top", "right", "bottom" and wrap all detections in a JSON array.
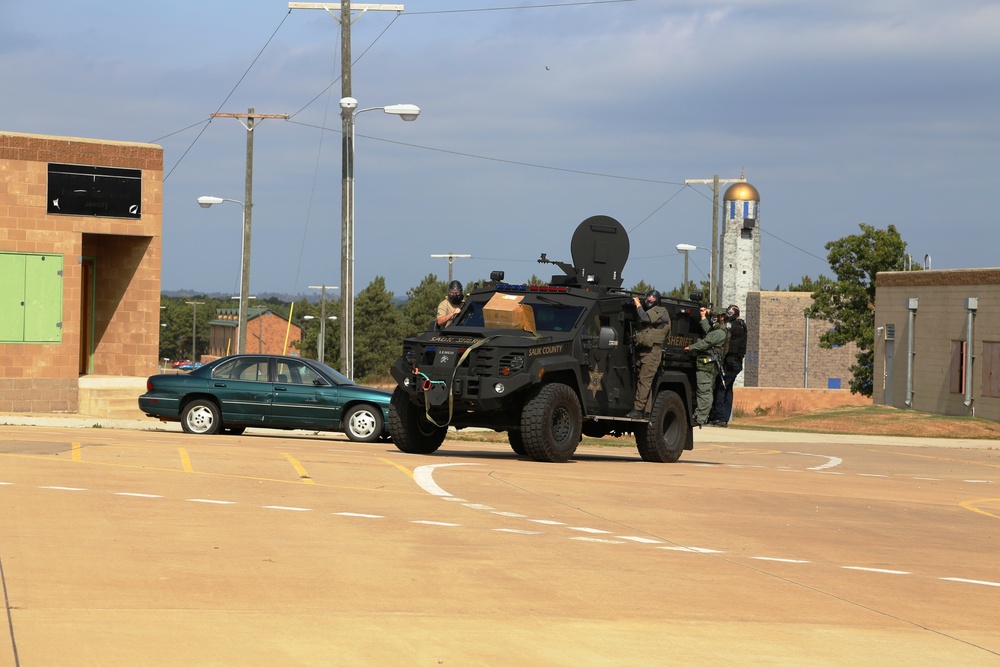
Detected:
[
  {"left": 725, "top": 304, "right": 740, "bottom": 322},
  {"left": 643, "top": 290, "right": 661, "bottom": 310},
  {"left": 447, "top": 280, "right": 464, "bottom": 306}
]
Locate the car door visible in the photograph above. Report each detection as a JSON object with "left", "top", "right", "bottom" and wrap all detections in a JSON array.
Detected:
[
  {"left": 209, "top": 356, "right": 273, "bottom": 425},
  {"left": 269, "top": 359, "right": 344, "bottom": 430}
]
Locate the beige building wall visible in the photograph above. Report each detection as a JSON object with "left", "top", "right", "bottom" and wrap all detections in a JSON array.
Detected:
[
  {"left": 874, "top": 269, "right": 1000, "bottom": 422},
  {"left": 744, "top": 291, "right": 860, "bottom": 391},
  {"left": 0, "top": 131, "right": 162, "bottom": 413}
]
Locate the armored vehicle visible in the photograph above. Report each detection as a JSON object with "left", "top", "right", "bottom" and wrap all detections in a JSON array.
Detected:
[{"left": 388, "top": 215, "right": 705, "bottom": 463}]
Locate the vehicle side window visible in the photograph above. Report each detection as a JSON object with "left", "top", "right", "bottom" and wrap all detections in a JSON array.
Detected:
[
  {"left": 213, "top": 358, "right": 269, "bottom": 382},
  {"left": 298, "top": 364, "right": 326, "bottom": 386},
  {"left": 275, "top": 360, "right": 325, "bottom": 385}
]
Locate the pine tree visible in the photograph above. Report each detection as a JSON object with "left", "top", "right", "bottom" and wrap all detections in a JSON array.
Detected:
[
  {"left": 353, "top": 276, "right": 403, "bottom": 381},
  {"left": 401, "top": 274, "right": 446, "bottom": 337}
]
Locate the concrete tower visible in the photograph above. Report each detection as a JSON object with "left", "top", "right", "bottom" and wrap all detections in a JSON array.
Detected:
[{"left": 718, "top": 179, "right": 760, "bottom": 386}]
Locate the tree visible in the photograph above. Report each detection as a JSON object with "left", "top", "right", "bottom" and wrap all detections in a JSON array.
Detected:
[
  {"left": 353, "top": 276, "right": 403, "bottom": 381},
  {"left": 785, "top": 275, "right": 834, "bottom": 293},
  {"left": 806, "top": 223, "right": 909, "bottom": 397},
  {"left": 401, "top": 274, "right": 445, "bottom": 337}
]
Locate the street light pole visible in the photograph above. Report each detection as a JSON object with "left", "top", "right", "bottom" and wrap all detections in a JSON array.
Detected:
[
  {"left": 197, "top": 196, "right": 247, "bottom": 353},
  {"left": 676, "top": 244, "right": 712, "bottom": 305},
  {"left": 308, "top": 284, "right": 338, "bottom": 365},
  {"left": 430, "top": 253, "right": 472, "bottom": 283},
  {"left": 339, "top": 97, "right": 420, "bottom": 379}
]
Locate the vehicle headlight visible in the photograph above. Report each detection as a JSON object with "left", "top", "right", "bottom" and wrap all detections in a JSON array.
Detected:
[{"left": 493, "top": 382, "right": 505, "bottom": 394}]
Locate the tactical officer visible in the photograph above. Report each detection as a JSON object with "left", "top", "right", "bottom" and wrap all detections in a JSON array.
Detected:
[
  {"left": 627, "top": 290, "right": 671, "bottom": 419},
  {"left": 436, "top": 280, "right": 464, "bottom": 328},
  {"left": 709, "top": 304, "right": 748, "bottom": 427},
  {"left": 684, "top": 306, "right": 727, "bottom": 426}
]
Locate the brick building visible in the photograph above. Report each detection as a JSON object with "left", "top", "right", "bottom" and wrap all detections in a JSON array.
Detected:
[
  {"left": 207, "top": 307, "right": 302, "bottom": 360},
  {"left": 744, "top": 291, "right": 859, "bottom": 390},
  {"left": 873, "top": 269, "right": 1000, "bottom": 421},
  {"left": 0, "top": 131, "right": 162, "bottom": 414}
]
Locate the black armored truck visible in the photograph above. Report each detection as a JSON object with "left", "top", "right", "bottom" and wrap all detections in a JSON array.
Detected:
[{"left": 388, "top": 215, "right": 706, "bottom": 463}]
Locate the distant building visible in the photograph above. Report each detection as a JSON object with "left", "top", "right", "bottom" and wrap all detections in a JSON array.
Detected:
[
  {"left": 874, "top": 269, "right": 999, "bottom": 421},
  {"left": 0, "top": 131, "right": 162, "bottom": 414},
  {"left": 207, "top": 307, "right": 302, "bottom": 360},
  {"left": 744, "top": 291, "right": 859, "bottom": 390}
]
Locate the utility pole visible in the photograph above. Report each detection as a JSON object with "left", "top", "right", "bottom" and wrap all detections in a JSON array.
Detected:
[
  {"left": 185, "top": 301, "right": 205, "bottom": 362},
  {"left": 210, "top": 109, "right": 288, "bottom": 353},
  {"left": 289, "top": 2, "right": 405, "bottom": 379},
  {"left": 430, "top": 253, "right": 472, "bottom": 284},
  {"left": 684, "top": 174, "right": 743, "bottom": 306},
  {"left": 308, "top": 284, "right": 339, "bottom": 365}
]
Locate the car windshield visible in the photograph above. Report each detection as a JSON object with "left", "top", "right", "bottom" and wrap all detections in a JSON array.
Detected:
[
  {"left": 457, "top": 299, "right": 584, "bottom": 332},
  {"left": 310, "top": 360, "right": 355, "bottom": 386}
]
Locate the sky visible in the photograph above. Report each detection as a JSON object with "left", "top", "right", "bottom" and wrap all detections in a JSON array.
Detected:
[{"left": 3, "top": 0, "right": 999, "bottom": 301}]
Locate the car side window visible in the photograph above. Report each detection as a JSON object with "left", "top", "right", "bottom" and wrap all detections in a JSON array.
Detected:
[
  {"left": 275, "top": 360, "right": 326, "bottom": 386},
  {"left": 213, "top": 358, "right": 269, "bottom": 382}
]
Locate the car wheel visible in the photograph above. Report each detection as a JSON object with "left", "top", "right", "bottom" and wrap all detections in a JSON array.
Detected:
[
  {"left": 520, "top": 383, "right": 582, "bottom": 463},
  {"left": 181, "top": 399, "right": 221, "bottom": 435},
  {"left": 388, "top": 386, "right": 447, "bottom": 454},
  {"left": 635, "top": 390, "right": 689, "bottom": 463},
  {"left": 344, "top": 404, "right": 383, "bottom": 443}
]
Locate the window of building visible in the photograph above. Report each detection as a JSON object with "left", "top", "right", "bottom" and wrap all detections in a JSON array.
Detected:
[
  {"left": 983, "top": 342, "right": 1000, "bottom": 399},
  {"left": 47, "top": 163, "right": 142, "bottom": 219},
  {"left": 950, "top": 340, "right": 966, "bottom": 394},
  {"left": 0, "top": 252, "right": 63, "bottom": 343}
]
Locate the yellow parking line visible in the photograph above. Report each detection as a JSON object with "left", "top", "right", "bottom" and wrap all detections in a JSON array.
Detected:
[
  {"left": 283, "top": 452, "right": 315, "bottom": 484},
  {"left": 379, "top": 457, "right": 414, "bottom": 479},
  {"left": 960, "top": 498, "right": 1000, "bottom": 521},
  {"left": 71, "top": 442, "right": 82, "bottom": 462},
  {"left": 178, "top": 448, "right": 194, "bottom": 473}
]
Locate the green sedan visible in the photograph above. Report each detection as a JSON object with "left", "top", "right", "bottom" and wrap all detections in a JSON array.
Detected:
[{"left": 138, "top": 354, "right": 391, "bottom": 442}]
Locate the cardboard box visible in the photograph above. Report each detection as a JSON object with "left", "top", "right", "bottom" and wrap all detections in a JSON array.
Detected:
[{"left": 483, "top": 293, "right": 536, "bottom": 332}]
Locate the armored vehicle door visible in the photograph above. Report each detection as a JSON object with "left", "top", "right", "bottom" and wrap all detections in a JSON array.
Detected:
[{"left": 579, "top": 299, "right": 635, "bottom": 416}]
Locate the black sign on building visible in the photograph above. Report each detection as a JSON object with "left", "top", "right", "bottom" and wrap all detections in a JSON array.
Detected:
[{"left": 47, "top": 163, "right": 142, "bottom": 219}]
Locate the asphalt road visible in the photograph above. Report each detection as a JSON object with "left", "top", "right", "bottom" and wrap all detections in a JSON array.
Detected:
[{"left": 1, "top": 425, "right": 998, "bottom": 666}]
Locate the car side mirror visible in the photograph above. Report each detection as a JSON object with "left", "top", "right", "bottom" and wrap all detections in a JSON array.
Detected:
[{"left": 598, "top": 326, "right": 619, "bottom": 350}]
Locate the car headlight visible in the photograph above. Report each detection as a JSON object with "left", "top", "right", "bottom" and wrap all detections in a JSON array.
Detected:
[{"left": 493, "top": 382, "right": 505, "bottom": 394}]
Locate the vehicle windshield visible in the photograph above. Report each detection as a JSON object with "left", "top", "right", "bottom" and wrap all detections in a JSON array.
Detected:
[
  {"left": 457, "top": 299, "right": 585, "bottom": 332},
  {"left": 311, "top": 360, "right": 355, "bottom": 385}
]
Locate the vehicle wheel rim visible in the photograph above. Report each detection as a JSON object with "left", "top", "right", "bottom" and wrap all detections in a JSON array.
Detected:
[
  {"left": 551, "top": 406, "right": 572, "bottom": 443},
  {"left": 187, "top": 406, "right": 214, "bottom": 433},
  {"left": 350, "top": 411, "right": 376, "bottom": 437}
]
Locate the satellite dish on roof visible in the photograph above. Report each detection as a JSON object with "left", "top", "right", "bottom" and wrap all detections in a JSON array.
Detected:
[{"left": 569, "top": 215, "right": 630, "bottom": 288}]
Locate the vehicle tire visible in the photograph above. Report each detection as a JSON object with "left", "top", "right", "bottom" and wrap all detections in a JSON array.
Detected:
[
  {"left": 635, "top": 390, "right": 689, "bottom": 463},
  {"left": 344, "top": 404, "right": 383, "bottom": 443},
  {"left": 507, "top": 429, "right": 526, "bottom": 455},
  {"left": 520, "top": 383, "right": 582, "bottom": 463},
  {"left": 181, "top": 399, "right": 222, "bottom": 435},
  {"left": 389, "top": 386, "right": 447, "bottom": 454},
  {"left": 223, "top": 426, "right": 246, "bottom": 436}
]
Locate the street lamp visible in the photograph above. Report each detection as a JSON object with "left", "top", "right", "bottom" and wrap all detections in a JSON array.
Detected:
[
  {"left": 302, "top": 315, "right": 338, "bottom": 364},
  {"left": 308, "top": 285, "right": 338, "bottom": 366},
  {"left": 676, "top": 243, "right": 712, "bottom": 304},
  {"left": 198, "top": 195, "right": 250, "bottom": 354},
  {"left": 340, "top": 96, "right": 420, "bottom": 379}
]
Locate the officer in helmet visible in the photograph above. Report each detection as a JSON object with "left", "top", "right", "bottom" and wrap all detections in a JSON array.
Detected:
[
  {"left": 627, "top": 290, "right": 672, "bottom": 419},
  {"left": 436, "top": 280, "right": 465, "bottom": 328},
  {"left": 709, "top": 304, "right": 748, "bottom": 427}
]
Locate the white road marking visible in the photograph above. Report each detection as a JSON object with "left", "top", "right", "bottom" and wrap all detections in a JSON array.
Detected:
[
  {"left": 616, "top": 536, "right": 664, "bottom": 544},
  {"left": 463, "top": 503, "right": 495, "bottom": 510},
  {"left": 492, "top": 511, "right": 528, "bottom": 518},
  {"left": 40, "top": 485, "right": 86, "bottom": 491},
  {"left": 963, "top": 479, "right": 991, "bottom": 484},
  {"left": 114, "top": 492, "right": 163, "bottom": 498},
  {"left": 334, "top": 512, "right": 384, "bottom": 518},
  {"left": 859, "top": 473, "right": 888, "bottom": 477},
  {"left": 413, "top": 463, "right": 481, "bottom": 497},
  {"left": 913, "top": 477, "right": 940, "bottom": 481},
  {"left": 788, "top": 452, "right": 843, "bottom": 471},
  {"left": 263, "top": 505, "right": 311, "bottom": 512},
  {"left": 0, "top": 482, "right": 12, "bottom": 486},
  {"left": 530, "top": 519, "right": 566, "bottom": 525},
  {"left": 411, "top": 520, "right": 461, "bottom": 527},
  {"left": 842, "top": 566, "right": 910, "bottom": 575},
  {"left": 571, "top": 537, "right": 625, "bottom": 544},
  {"left": 660, "top": 546, "right": 725, "bottom": 553},
  {"left": 752, "top": 557, "right": 811, "bottom": 563},
  {"left": 186, "top": 498, "right": 237, "bottom": 505},
  {"left": 940, "top": 577, "right": 1000, "bottom": 587},
  {"left": 567, "top": 526, "right": 612, "bottom": 534},
  {"left": 493, "top": 528, "right": 542, "bottom": 534}
]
